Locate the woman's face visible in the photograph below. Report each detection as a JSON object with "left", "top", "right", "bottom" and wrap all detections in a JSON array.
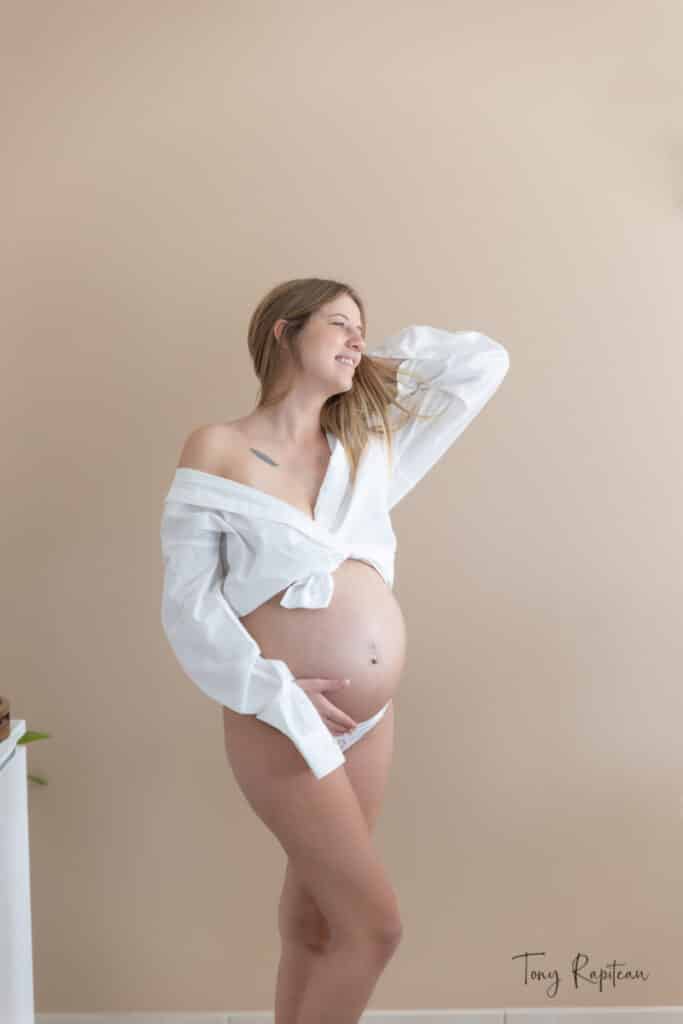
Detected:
[
  {"left": 277, "top": 295, "right": 366, "bottom": 395},
  {"left": 301, "top": 296, "right": 366, "bottom": 392}
]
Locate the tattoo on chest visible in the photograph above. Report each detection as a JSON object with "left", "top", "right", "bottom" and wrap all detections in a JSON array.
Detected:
[{"left": 249, "top": 447, "right": 279, "bottom": 467}]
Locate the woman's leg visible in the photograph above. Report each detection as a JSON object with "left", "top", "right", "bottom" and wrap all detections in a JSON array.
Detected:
[
  {"left": 274, "top": 859, "right": 332, "bottom": 1024},
  {"left": 274, "top": 701, "right": 395, "bottom": 1022},
  {"left": 222, "top": 699, "right": 400, "bottom": 1024}
]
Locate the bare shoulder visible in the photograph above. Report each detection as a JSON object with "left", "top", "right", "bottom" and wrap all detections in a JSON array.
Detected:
[{"left": 176, "top": 420, "right": 245, "bottom": 476}]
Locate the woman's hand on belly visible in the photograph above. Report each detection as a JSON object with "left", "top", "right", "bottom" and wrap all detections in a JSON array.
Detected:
[{"left": 295, "top": 676, "right": 359, "bottom": 735}]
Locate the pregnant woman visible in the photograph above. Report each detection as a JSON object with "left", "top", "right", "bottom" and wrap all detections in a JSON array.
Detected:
[{"left": 160, "top": 277, "right": 510, "bottom": 1023}]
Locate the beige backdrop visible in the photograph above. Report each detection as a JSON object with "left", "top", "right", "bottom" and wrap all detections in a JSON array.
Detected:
[{"left": 4, "top": 0, "right": 683, "bottom": 1014}]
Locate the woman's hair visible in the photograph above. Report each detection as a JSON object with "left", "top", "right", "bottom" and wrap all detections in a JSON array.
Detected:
[{"left": 246, "top": 277, "right": 443, "bottom": 487}]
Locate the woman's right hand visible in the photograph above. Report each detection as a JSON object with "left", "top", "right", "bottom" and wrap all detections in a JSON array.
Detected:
[{"left": 294, "top": 677, "right": 359, "bottom": 736}]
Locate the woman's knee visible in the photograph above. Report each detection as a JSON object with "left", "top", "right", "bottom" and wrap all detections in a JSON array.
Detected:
[
  {"left": 290, "top": 847, "right": 403, "bottom": 955},
  {"left": 277, "top": 867, "right": 330, "bottom": 950},
  {"left": 361, "top": 902, "right": 403, "bottom": 953},
  {"left": 280, "top": 896, "right": 402, "bottom": 959},
  {"left": 327, "top": 909, "right": 403, "bottom": 964},
  {"left": 278, "top": 904, "right": 330, "bottom": 951},
  {"left": 276, "top": 861, "right": 402, "bottom": 953}
]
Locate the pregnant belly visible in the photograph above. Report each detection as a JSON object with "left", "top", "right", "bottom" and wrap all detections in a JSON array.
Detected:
[{"left": 239, "top": 558, "right": 407, "bottom": 723}]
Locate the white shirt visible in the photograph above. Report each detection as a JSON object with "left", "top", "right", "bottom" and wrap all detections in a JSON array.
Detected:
[{"left": 160, "top": 324, "right": 510, "bottom": 780}]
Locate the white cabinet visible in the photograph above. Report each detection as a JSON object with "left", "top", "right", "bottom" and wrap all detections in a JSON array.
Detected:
[{"left": 0, "top": 720, "right": 36, "bottom": 1024}]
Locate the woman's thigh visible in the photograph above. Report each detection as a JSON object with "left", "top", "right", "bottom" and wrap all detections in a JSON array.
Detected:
[
  {"left": 222, "top": 705, "right": 401, "bottom": 944},
  {"left": 342, "top": 699, "right": 394, "bottom": 833},
  {"left": 278, "top": 701, "right": 395, "bottom": 943}
]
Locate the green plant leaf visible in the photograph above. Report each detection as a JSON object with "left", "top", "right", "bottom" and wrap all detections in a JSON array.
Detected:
[{"left": 17, "top": 731, "right": 52, "bottom": 745}]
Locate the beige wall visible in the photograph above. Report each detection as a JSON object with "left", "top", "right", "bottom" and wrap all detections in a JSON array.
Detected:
[{"left": 5, "top": 0, "right": 683, "bottom": 1013}]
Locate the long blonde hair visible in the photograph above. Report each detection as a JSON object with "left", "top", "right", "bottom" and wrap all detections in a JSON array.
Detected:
[{"left": 246, "top": 277, "right": 441, "bottom": 487}]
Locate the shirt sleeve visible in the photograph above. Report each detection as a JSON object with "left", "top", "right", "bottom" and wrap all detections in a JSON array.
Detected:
[
  {"left": 160, "top": 498, "right": 346, "bottom": 780},
  {"left": 365, "top": 325, "right": 510, "bottom": 510}
]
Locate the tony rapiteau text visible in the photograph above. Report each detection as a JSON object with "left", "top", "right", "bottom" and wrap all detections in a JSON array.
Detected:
[{"left": 511, "top": 951, "right": 649, "bottom": 998}]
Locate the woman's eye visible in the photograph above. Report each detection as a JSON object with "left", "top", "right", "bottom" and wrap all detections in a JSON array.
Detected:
[{"left": 331, "top": 321, "right": 362, "bottom": 338}]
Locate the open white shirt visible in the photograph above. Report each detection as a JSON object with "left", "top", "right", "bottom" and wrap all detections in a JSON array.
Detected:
[{"left": 160, "top": 324, "right": 510, "bottom": 780}]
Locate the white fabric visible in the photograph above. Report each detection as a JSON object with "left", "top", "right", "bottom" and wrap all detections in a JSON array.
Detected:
[{"left": 160, "top": 325, "right": 510, "bottom": 780}]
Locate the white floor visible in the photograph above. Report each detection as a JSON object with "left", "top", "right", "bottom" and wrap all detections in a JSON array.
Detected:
[{"left": 35, "top": 1007, "right": 683, "bottom": 1024}]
